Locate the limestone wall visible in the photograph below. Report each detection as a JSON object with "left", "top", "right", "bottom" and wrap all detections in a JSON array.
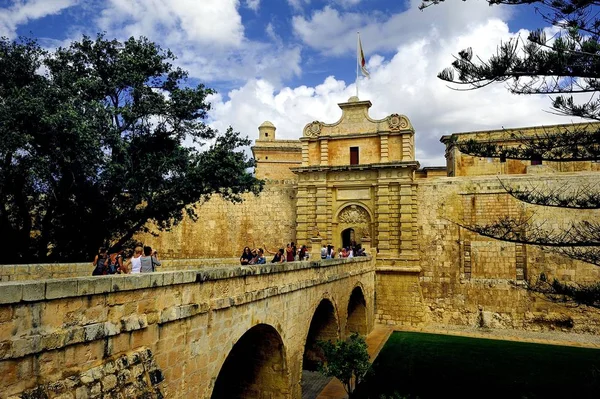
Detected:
[
  {"left": 137, "top": 180, "right": 298, "bottom": 259},
  {"left": 414, "top": 172, "right": 600, "bottom": 333},
  {"left": 0, "top": 257, "right": 376, "bottom": 398},
  {"left": 0, "top": 258, "right": 239, "bottom": 282}
]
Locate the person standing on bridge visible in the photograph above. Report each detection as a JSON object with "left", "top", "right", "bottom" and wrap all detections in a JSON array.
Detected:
[
  {"left": 285, "top": 243, "right": 295, "bottom": 262},
  {"left": 140, "top": 246, "right": 161, "bottom": 272},
  {"left": 125, "top": 246, "right": 143, "bottom": 274}
]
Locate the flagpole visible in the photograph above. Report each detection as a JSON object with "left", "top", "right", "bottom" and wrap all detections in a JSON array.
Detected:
[{"left": 356, "top": 31, "right": 360, "bottom": 98}]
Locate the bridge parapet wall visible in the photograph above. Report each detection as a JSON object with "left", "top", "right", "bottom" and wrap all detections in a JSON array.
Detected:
[
  {"left": 0, "top": 257, "right": 376, "bottom": 398},
  {"left": 0, "top": 258, "right": 241, "bottom": 282}
]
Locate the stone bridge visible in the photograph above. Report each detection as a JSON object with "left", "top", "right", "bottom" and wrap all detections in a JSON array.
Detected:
[{"left": 0, "top": 257, "right": 375, "bottom": 398}]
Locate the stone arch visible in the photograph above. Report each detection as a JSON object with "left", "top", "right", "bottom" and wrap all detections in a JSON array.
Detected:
[
  {"left": 302, "top": 297, "right": 340, "bottom": 372},
  {"left": 211, "top": 323, "right": 289, "bottom": 398},
  {"left": 346, "top": 284, "right": 368, "bottom": 336},
  {"left": 334, "top": 203, "right": 373, "bottom": 249}
]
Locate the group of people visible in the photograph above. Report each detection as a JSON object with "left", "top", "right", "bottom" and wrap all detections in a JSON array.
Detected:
[
  {"left": 92, "top": 245, "right": 161, "bottom": 276},
  {"left": 240, "top": 241, "right": 367, "bottom": 265},
  {"left": 239, "top": 242, "right": 309, "bottom": 265},
  {"left": 320, "top": 242, "right": 367, "bottom": 259}
]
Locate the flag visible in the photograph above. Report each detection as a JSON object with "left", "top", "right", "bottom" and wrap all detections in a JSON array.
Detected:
[{"left": 358, "top": 34, "right": 369, "bottom": 78}]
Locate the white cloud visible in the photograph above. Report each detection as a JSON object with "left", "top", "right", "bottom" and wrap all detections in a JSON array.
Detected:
[
  {"left": 292, "top": 0, "right": 512, "bottom": 56},
  {"left": 0, "top": 0, "right": 78, "bottom": 38},
  {"left": 96, "top": 0, "right": 244, "bottom": 48},
  {"left": 332, "top": 0, "right": 362, "bottom": 7},
  {"left": 288, "top": 0, "right": 311, "bottom": 12},
  {"left": 209, "top": 6, "right": 585, "bottom": 167},
  {"left": 90, "top": 0, "right": 301, "bottom": 84},
  {"left": 245, "top": 0, "right": 261, "bottom": 11}
]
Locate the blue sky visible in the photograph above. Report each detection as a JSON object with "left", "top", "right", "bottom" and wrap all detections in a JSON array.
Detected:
[{"left": 0, "top": 0, "right": 575, "bottom": 165}]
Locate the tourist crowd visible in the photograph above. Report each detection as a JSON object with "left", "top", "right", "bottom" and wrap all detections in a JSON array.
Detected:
[
  {"left": 92, "top": 246, "right": 160, "bottom": 275},
  {"left": 239, "top": 241, "right": 367, "bottom": 265}
]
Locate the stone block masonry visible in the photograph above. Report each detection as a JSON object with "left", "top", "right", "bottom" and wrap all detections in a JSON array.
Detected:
[
  {"left": 136, "top": 180, "right": 299, "bottom": 259},
  {"left": 0, "top": 257, "right": 376, "bottom": 398},
  {"left": 7, "top": 347, "right": 164, "bottom": 399},
  {"left": 415, "top": 172, "right": 600, "bottom": 333}
]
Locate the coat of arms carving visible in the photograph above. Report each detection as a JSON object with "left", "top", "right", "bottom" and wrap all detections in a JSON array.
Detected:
[
  {"left": 388, "top": 113, "right": 409, "bottom": 131},
  {"left": 338, "top": 205, "right": 369, "bottom": 224},
  {"left": 304, "top": 121, "right": 322, "bottom": 138}
]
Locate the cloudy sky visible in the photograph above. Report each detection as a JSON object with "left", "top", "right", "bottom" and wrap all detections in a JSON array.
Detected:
[{"left": 0, "top": 0, "right": 579, "bottom": 166}]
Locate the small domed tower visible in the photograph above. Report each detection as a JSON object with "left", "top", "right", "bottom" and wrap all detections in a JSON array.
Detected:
[
  {"left": 252, "top": 120, "right": 302, "bottom": 180},
  {"left": 258, "top": 121, "right": 276, "bottom": 141}
]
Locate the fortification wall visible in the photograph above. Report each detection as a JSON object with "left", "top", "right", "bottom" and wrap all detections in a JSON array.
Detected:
[
  {"left": 414, "top": 172, "right": 600, "bottom": 333},
  {"left": 137, "top": 180, "right": 298, "bottom": 258}
]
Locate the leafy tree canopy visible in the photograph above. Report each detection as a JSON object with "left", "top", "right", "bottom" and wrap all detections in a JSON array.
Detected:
[
  {"left": 0, "top": 34, "right": 262, "bottom": 263},
  {"left": 318, "top": 333, "right": 371, "bottom": 398}
]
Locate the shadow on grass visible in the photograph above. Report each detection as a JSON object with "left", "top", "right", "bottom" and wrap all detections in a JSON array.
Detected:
[{"left": 355, "top": 331, "right": 600, "bottom": 399}]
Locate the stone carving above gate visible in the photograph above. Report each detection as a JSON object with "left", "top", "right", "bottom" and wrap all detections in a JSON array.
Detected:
[
  {"left": 303, "top": 121, "right": 323, "bottom": 138},
  {"left": 338, "top": 205, "right": 370, "bottom": 224},
  {"left": 388, "top": 113, "right": 410, "bottom": 132}
]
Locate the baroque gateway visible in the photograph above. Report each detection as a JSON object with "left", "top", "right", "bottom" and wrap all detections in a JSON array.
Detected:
[{"left": 1, "top": 97, "right": 600, "bottom": 398}]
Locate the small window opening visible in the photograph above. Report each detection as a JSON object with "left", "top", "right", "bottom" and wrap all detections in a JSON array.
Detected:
[
  {"left": 350, "top": 147, "right": 359, "bottom": 165},
  {"left": 531, "top": 154, "right": 542, "bottom": 165},
  {"left": 265, "top": 156, "right": 268, "bottom": 160},
  {"left": 500, "top": 153, "right": 507, "bottom": 163},
  {"left": 265, "top": 133, "right": 269, "bottom": 137}
]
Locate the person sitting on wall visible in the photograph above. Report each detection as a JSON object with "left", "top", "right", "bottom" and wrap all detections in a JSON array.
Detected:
[
  {"left": 326, "top": 245, "right": 335, "bottom": 259},
  {"left": 140, "top": 246, "right": 161, "bottom": 273},
  {"left": 298, "top": 245, "right": 308, "bottom": 261},
  {"left": 321, "top": 244, "right": 327, "bottom": 259},
  {"left": 256, "top": 248, "right": 267, "bottom": 264},
  {"left": 92, "top": 247, "right": 109, "bottom": 276},
  {"left": 264, "top": 245, "right": 285, "bottom": 263},
  {"left": 340, "top": 247, "right": 348, "bottom": 258},
  {"left": 107, "top": 249, "right": 124, "bottom": 274},
  {"left": 247, "top": 248, "right": 258, "bottom": 264},
  {"left": 240, "top": 246, "right": 253, "bottom": 265}
]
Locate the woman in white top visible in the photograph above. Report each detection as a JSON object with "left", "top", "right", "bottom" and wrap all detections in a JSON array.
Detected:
[{"left": 125, "top": 246, "right": 143, "bottom": 274}]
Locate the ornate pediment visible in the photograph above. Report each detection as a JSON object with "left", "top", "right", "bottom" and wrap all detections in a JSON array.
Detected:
[{"left": 301, "top": 97, "right": 414, "bottom": 139}]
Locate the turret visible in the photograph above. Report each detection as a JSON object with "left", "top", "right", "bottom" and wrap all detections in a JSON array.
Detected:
[{"left": 258, "top": 121, "right": 276, "bottom": 141}]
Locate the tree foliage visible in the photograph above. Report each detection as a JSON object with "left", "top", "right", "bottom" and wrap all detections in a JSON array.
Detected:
[
  {"left": 0, "top": 35, "right": 262, "bottom": 263},
  {"left": 421, "top": 0, "right": 600, "bottom": 304},
  {"left": 318, "top": 333, "right": 371, "bottom": 398}
]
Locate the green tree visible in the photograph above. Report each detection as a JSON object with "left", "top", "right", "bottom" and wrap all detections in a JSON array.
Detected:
[
  {"left": 0, "top": 35, "right": 262, "bottom": 263},
  {"left": 318, "top": 333, "right": 371, "bottom": 398},
  {"left": 420, "top": 0, "right": 600, "bottom": 307}
]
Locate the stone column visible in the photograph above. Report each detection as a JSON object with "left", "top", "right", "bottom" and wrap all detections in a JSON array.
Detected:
[{"left": 310, "top": 237, "right": 322, "bottom": 260}]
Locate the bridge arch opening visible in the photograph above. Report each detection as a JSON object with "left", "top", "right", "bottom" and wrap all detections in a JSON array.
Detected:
[
  {"left": 346, "top": 286, "right": 368, "bottom": 336},
  {"left": 303, "top": 298, "right": 340, "bottom": 372},
  {"left": 211, "top": 323, "right": 289, "bottom": 398}
]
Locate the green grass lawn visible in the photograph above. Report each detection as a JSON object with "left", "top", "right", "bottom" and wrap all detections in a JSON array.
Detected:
[{"left": 355, "top": 331, "right": 600, "bottom": 399}]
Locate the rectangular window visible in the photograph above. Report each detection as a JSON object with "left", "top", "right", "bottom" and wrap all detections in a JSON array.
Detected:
[
  {"left": 531, "top": 154, "right": 542, "bottom": 165},
  {"left": 350, "top": 147, "right": 359, "bottom": 165}
]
